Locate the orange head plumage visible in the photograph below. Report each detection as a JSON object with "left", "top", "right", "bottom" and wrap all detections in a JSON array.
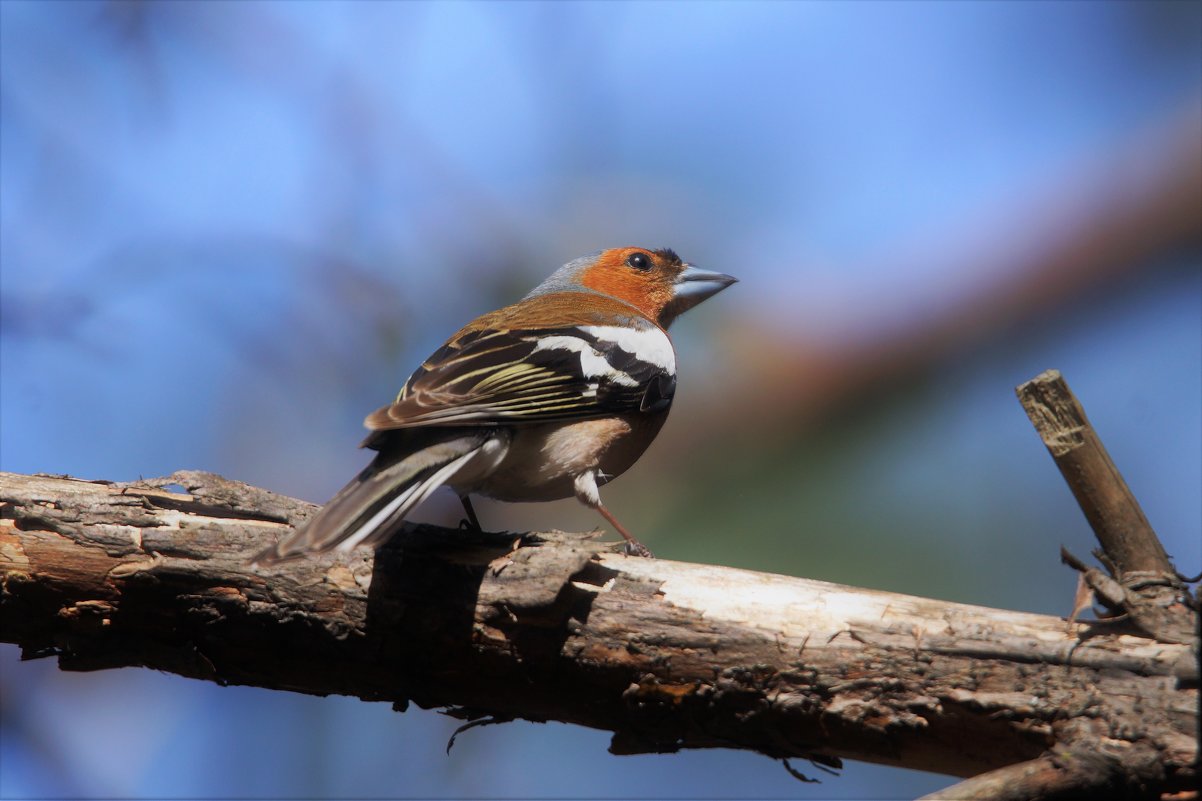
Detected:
[{"left": 527, "top": 247, "right": 736, "bottom": 329}]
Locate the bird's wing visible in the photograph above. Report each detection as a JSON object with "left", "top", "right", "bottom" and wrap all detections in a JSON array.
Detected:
[{"left": 365, "top": 324, "right": 677, "bottom": 430}]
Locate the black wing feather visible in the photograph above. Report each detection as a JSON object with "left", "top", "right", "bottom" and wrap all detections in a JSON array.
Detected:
[{"left": 366, "top": 326, "right": 674, "bottom": 430}]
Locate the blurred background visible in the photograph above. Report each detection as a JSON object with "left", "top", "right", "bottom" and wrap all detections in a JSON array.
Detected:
[{"left": 2, "top": 1, "right": 1199, "bottom": 798}]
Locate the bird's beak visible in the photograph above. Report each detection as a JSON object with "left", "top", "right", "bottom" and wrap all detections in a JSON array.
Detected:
[{"left": 662, "top": 264, "right": 737, "bottom": 325}]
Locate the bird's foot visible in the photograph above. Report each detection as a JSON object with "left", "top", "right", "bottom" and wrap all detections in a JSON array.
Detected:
[
  {"left": 623, "top": 539, "right": 654, "bottom": 558},
  {"left": 458, "top": 495, "right": 483, "bottom": 532}
]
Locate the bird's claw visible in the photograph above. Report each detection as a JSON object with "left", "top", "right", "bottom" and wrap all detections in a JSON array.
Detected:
[{"left": 623, "top": 540, "right": 654, "bottom": 558}]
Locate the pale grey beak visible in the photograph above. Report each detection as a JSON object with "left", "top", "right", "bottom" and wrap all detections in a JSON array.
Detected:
[{"left": 662, "top": 264, "right": 737, "bottom": 326}]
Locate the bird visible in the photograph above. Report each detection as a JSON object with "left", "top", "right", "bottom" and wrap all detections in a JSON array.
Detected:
[{"left": 254, "top": 247, "right": 736, "bottom": 565}]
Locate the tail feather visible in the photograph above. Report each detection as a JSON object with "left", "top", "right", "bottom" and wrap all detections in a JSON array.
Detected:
[{"left": 253, "top": 434, "right": 486, "bottom": 565}]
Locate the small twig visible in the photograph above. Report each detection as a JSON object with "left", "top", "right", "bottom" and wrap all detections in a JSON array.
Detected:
[
  {"left": 1068, "top": 573, "right": 1095, "bottom": 625},
  {"left": 779, "top": 758, "right": 820, "bottom": 784},
  {"left": 1060, "top": 546, "right": 1125, "bottom": 612},
  {"left": 445, "top": 714, "right": 514, "bottom": 754}
]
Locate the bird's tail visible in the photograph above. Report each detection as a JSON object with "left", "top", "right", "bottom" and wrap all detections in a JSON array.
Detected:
[{"left": 253, "top": 433, "right": 488, "bottom": 565}]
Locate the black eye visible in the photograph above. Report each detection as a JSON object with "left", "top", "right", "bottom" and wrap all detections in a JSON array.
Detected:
[{"left": 626, "top": 252, "right": 652, "bottom": 271}]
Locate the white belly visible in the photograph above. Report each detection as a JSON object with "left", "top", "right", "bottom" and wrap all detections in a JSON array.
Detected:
[{"left": 451, "top": 413, "right": 667, "bottom": 503}]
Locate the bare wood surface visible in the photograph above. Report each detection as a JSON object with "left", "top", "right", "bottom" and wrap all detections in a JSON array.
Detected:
[{"left": 1, "top": 470, "right": 1196, "bottom": 798}]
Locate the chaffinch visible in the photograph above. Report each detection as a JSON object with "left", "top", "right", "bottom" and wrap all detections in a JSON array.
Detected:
[{"left": 256, "top": 247, "right": 735, "bottom": 564}]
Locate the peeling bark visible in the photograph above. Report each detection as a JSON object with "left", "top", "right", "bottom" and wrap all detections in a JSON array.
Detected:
[{"left": 0, "top": 470, "right": 1195, "bottom": 798}]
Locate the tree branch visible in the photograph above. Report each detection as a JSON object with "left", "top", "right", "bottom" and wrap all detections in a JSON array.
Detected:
[
  {"left": 1017, "top": 369, "right": 1196, "bottom": 647},
  {"left": 1016, "top": 370, "right": 1174, "bottom": 577},
  {"left": 920, "top": 749, "right": 1130, "bottom": 801},
  {"left": 1, "top": 469, "right": 1196, "bottom": 798}
]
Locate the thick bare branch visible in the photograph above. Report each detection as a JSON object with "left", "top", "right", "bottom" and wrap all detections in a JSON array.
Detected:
[{"left": 0, "top": 470, "right": 1195, "bottom": 798}]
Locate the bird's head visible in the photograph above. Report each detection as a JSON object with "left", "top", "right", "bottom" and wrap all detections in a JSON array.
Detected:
[{"left": 531, "top": 247, "right": 737, "bottom": 328}]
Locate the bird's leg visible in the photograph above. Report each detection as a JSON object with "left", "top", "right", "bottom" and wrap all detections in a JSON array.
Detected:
[
  {"left": 595, "top": 504, "right": 654, "bottom": 558},
  {"left": 458, "top": 495, "right": 482, "bottom": 532}
]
